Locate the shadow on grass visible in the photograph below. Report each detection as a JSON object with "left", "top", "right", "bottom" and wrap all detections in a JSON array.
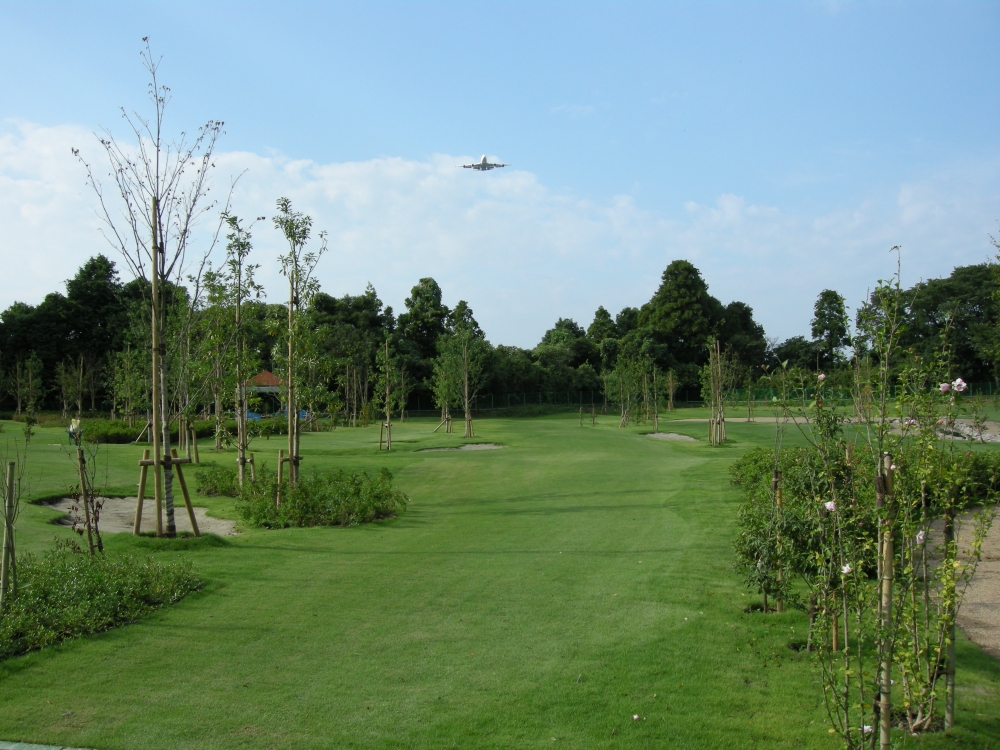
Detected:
[{"left": 114, "top": 533, "right": 232, "bottom": 552}]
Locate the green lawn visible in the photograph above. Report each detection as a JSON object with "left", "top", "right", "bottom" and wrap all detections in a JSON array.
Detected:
[{"left": 0, "top": 415, "right": 997, "bottom": 749}]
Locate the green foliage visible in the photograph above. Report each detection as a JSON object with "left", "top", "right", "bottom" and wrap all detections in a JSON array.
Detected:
[
  {"left": 0, "top": 539, "right": 201, "bottom": 660},
  {"left": 235, "top": 466, "right": 408, "bottom": 528},
  {"left": 194, "top": 462, "right": 241, "bottom": 497},
  {"left": 810, "top": 289, "right": 851, "bottom": 367}
]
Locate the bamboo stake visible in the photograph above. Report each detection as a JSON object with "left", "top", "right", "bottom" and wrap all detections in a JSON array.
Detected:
[
  {"left": 133, "top": 449, "right": 150, "bottom": 535},
  {"left": 170, "top": 449, "right": 200, "bottom": 537}
]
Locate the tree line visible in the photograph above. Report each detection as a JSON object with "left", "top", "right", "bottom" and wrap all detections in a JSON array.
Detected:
[{"left": 0, "top": 254, "right": 995, "bottom": 422}]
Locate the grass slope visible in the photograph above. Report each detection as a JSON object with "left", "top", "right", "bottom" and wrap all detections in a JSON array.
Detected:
[{"left": 0, "top": 416, "right": 997, "bottom": 749}]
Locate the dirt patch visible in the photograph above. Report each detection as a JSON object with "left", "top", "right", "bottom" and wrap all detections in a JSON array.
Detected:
[
  {"left": 647, "top": 432, "right": 697, "bottom": 442},
  {"left": 951, "top": 513, "right": 1000, "bottom": 660},
  {"left": 47, "top": 496, "right": 238, "bottom": 536},
  {"left": 419, "top": 443, "right": 505, "bottom": 452}
]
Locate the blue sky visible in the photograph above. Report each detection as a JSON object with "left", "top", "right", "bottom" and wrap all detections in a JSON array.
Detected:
[{"left": 1, "top": 1, "right": 998, "bottom": 348}]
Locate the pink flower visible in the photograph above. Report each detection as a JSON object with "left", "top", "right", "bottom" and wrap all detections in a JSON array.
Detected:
[
  {"left": 841, "top": 564, "right": 852, "bottom": 574},
  {"left": 952, "top": 378, "right": 967, "bottom": 393},
  {"left": 940, "top": 382, "right": 951, "bottom": 393},
  {"left": 824, "top": 501, "right": 836, "bottom": 512},
  {"left": 916, "top": 530, "right": 926, "bottom": 545},
  {"left": 818, "top": 373, "right": 826, "bottom": 382}
]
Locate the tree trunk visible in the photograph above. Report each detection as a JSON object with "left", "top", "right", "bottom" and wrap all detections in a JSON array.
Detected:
[
  {"left": 287, "top": 274, "right": 298, "bottom": 484},
  {"left": 150, "top": 197, "right": 166, "bottom": 538},
  {"left": 463, "top": 341, "right": 473, "bottom": 438},
  {"left": 944, "top": 507, "right": 956, "bottom": 730},
  {"left": 214, "top": 382, "right": 223, "bottom": 451},
  {"left": 879, "top": 455, "right": 894, "bottom": 750}
]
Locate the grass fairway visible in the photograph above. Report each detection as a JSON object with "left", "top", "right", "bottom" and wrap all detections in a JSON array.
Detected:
[{"left": 0, "top": 416, "right": 997, "bottom": 749}]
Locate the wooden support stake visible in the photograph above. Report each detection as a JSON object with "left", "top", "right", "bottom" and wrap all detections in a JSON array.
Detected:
[
  {"left": 379, "top": 422, "right": 384, "bottom": 451},
  {"left": 133, "top": 449, "right": 150, "bottom": 535},
  {"left": 170, "top": 449, "right": 200, "bottom": 537},
  {"left": 138, "top": 456, "right": 192, "bottom": 466},
  {"left": 76, "top": 448, "right": 95, "bottom": 554},
  {"left": 248, "top": 453, "right": 256, "bottom": 481},
  {"left": 191, "top": 428, "right": 200, "bottom": 464}
]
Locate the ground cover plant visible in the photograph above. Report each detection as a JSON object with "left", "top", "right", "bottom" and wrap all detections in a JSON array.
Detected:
[
  {"left": 0, "top": 416, "right": 996, "bottom": 750},
  {"left": 0, "top": 538, "right": 201, "bottom": 660}
]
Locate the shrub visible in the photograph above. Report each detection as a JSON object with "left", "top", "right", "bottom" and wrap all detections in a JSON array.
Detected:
[
  {"left": 82, "top": 419, "right": 225, "bottom": 445},
  {"left": 0, "top": 539, "right": 201, "bottom": 660},
  {"left": 194, "top": 462, "right": 240, "bottom": 497},
  {"left": 235, "top": 466, "right": 408, "bottom": 528}
]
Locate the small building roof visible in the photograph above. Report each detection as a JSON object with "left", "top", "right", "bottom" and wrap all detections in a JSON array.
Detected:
[{"left": 248, "top": 370, "right": 283, "bottom": 387}]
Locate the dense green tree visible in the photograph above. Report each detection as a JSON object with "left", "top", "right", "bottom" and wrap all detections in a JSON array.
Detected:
[
  {"left": 615, "top": 307, "right": 640, "bottom": 338},
  {"left": 718, "top": 301, "right": 768, "bottom": 372},
  {"left": 586, "top": 306, "right": 616, "bottom": 342},
  {"left": 446, "top": 300, "right": 482, "bottom": 337},
  {"left": 773, "top": 335, "right": 821, "bottom": 371},
  {"left": 397, "top": 278, "right": 450, "bottom": 362},
  {"left": 810, "top": 289, "right": 850, "bottom": 368},
  {"left": 897, "top": 264, "right": 997, "bottom": 383},
  {"left": 637, "top": 260, "right": 717, "bottom": 365}
]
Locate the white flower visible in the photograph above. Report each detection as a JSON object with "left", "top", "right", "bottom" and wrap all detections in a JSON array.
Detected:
[
  {"left": 633, "top": 714, "right": 640, "bottom": 721},
  {"left": 916, "top": 530, "right": 926, "bottom": 545},
  {"left": 952, "top": 378, "right": 967, "bottom": 393},
  {"left": 890, "top": 464, "right": 898, "bottom": 471},
  {"left": 824, "top": 501, "right": 836, "bottom": 512},
  {"left": 862, "top": 725, "right": 873, "bottom": 734},
  {"left": 940, "top": 382, "right": 951, "bottom": 393},
  {"left": 818, "top": 373, "right": 826, "bottom": 382},
  {"left": 841, "top": 564, "right": 852, "bottom": 574}
]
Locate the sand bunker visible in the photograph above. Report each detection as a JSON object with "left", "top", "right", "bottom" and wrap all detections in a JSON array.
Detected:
[
  {"left": 948, "top": 515, "right": 1000, "bottom": 660},
  {"left": 647, "top": 432, "right": 697, "bottom": 442},
  {"left": 47, "top": 496, "right": 238, "bottom": 536},
  {"left": 419, "top": 443, "right": 505, "bottom": 452}
]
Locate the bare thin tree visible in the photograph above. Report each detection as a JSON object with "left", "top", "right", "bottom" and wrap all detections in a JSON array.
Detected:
[{"left": 74, "top": 39, "right": 226, "bottom": 537}]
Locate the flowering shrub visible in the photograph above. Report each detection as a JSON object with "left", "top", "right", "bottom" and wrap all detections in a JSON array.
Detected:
[{"left": 733, "top": 265, "right": 998, "bottom": 747}]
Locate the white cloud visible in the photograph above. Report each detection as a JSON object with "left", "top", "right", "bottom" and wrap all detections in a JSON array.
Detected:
[{"left": 1, "top": 119, "right": 998, "bottom": 349}]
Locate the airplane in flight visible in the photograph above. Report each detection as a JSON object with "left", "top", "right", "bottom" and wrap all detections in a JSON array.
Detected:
[{"left": 458, "top": 155, "right": 507, "bottom": 171}]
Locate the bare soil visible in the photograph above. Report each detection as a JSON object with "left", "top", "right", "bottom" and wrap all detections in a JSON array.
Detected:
[
  {"left": 47, "top": 496, "right": 238, "bottom": 536},
  {"left": 952, "top": 513, "right": 1000, "bottom": 660}
]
